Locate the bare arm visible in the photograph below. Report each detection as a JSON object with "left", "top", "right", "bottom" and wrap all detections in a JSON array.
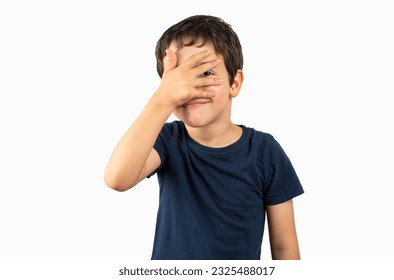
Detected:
[
  {"left": 103, "top": 96, "right": 171, "bottom": 191},
  {"left": 266, "top": 199, "right": 301, "bottom": 260},
  {"left": 104, "top": 49, "right": 223, "bottom": 191}
]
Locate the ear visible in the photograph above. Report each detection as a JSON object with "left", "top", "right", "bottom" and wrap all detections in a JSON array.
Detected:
[{"left": 230, "top": 70, "right": 244, "bottom": 98}]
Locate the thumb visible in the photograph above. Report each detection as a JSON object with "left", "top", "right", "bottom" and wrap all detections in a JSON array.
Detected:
[{"left": 163, "top": 48, "right": 177, "bottom": 73}]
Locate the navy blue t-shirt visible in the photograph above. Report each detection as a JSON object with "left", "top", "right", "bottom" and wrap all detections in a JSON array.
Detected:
[{"left": 149, "top": 121, "right": 304, "bottom": 260}]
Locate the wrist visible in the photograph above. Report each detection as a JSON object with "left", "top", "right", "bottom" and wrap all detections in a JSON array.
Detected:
[{"left": 149, "top": 91, "right": 176, "bottom": 115}]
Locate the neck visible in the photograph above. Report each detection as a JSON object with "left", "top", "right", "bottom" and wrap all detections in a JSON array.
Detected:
[{"left": 184, "top": 120, "right": 242, "bottom": 148}]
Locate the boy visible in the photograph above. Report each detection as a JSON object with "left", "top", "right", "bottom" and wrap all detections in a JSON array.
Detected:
[{"left": 104, "top": 15, "right": 304, "bottom": 260}]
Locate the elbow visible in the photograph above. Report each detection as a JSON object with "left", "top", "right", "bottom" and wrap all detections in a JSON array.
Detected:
[
  {"left": 105, "top": 181, "right": 130, "bottom": 192},
  {"left": 104, "top": 170, "right": 136, "bottom": 192}
]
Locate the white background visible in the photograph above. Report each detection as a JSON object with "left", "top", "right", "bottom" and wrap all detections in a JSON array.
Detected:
[{"left": 1, "top": 0, "right": 393, "bottom": 261}]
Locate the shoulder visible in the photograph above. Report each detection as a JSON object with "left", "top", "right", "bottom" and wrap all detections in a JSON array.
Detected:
[
  {"left": 159, "top": 120, "right": 184, "bottom": 136},
  {"left": 161, "top": 120, "right": 183, "bottom": 131},
  {"left": 241, "top": 125, "right": 289, "bottom": 161},
  {"left": 241, "top": 125, "right": 277, "bottom": 148},
  {"left": 154, "top": 121, "right": 186, "bottom": 171},
  {"left": 156, "top": 120, "right": 187, "bottom": 145}
]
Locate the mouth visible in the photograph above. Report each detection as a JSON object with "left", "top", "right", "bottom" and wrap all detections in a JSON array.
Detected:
[{"left": 182, "top": 99, "right": 211, "bottom": 108}]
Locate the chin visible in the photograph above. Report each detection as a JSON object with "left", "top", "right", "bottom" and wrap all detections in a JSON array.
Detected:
[
  {"left": 181, "top": 118, "right": 208, "bottom": 128},
  {"left": 174, "top": 108, "right": 218, "bottom": 128},
  {"left": 175, "top": 114, "right": 210, "bottom": 128}
]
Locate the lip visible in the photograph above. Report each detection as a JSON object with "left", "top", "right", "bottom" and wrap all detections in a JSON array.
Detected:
[{"left": 182, "top": 99, "right": 210, "bottom": 107}]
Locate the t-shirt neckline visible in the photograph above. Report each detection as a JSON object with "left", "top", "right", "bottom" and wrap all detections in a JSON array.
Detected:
[{"left": 179, "top": 121, "right": 248, "bottom": 154}]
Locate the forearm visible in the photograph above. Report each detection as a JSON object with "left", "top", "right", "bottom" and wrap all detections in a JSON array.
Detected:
[{"left": 104, "top": 93, "right": 174, "bottom": 190}]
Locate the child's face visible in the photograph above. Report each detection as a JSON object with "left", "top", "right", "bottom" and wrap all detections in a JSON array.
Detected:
[{"left": 169, "top": 41, "right": 241, "bottom": 128}]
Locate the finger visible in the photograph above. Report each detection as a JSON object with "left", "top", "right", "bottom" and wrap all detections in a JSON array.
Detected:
[
  {"left": 192, "top": 77, "right": 224, "bottom": 88},
  {"left": 182, "top": 50, "right": 213, "bottom": 69},
  {"left": 163, "top": 49, "right": 177, "bottom": 73},
  {"left": 191, "top": 88, "right": 217, "bottom": 99},
  {"left": 191, "top": 58, "right": 222, "bottom": 77}
]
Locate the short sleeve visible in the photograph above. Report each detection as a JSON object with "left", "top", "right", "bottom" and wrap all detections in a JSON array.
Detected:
[
  {"left": 262, "top": 135, "right": 304, "bottom": 205},
  {"left": 146, "top": 124, "right": 169, "bottom": 178}
]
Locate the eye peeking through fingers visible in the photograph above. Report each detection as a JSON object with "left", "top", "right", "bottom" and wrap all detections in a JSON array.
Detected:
[{"left": 201, "top": 71, "right": 214, "bottom": 77}]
